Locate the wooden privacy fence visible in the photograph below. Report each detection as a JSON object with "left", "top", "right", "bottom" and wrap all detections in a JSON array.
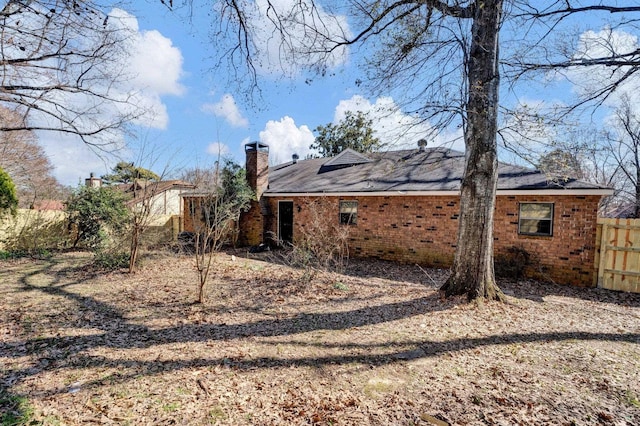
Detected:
[{"left": 595, "top": 218, "right": 640, "bottom": 293}]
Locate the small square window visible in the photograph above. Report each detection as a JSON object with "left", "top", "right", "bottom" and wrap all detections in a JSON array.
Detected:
[
  {"left": 519, "top": 202, "right": 553, "bottom": 236},
  {"left": 339, "top": 201, "right": 358, "bottom": 225}
]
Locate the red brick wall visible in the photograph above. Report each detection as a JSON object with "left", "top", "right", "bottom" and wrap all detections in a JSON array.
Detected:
[
  {"left": 182, "top": 196, "right": 198, "bottom": 233},
  {"left": 493, "top": 195, "right": 600, "bottom": 287},
  {"left": 240, "top": 144, "right": 270, "bottom": 246},
  {"left": 245, "top": 148, "right": 269, "bottom": 199},
  {"left": 260, "top": 194, "right": 601, "bottom": 287},
  {"left": 238, "top": 200, "right": 264, "bottom": 246}
]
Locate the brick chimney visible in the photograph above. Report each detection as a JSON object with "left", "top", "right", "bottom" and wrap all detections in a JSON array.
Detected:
[
  {"left": 239, "top": 142, "right": 269, "bottom": 247},
  {"left": 245, "top": 141, "right": 269, "bottom": 199},
  {"left": 85, "top": 172, "right": 102, "bottom": 188}
]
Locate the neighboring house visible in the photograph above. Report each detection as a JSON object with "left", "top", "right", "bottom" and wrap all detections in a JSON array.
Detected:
[
  {"left": 31, "top": 200, "right": 64, "bottom": 211},
  {"left": 234, "top": 141, "right": 613, "bottom": 287},
  {"left": 86, "top": 175, "right": 195, "bottom": 216},
  {"left": 601, "top": 201, "right": 638, "bottom": 219},
  {"left": 180, "top": 191, "right": 219, "bottom": 237},
  {"left": 116, "top": 180, "right": 196, "bottom": 216}
]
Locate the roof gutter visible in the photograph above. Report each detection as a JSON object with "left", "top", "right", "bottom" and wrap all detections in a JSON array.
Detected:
[{"left": 264, "top": 189, "right": 614, "bottom": 197}]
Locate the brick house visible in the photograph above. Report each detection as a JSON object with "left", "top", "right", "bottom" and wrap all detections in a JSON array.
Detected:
[{"left": 234, "top": 141, "right": 614, "bottom": 287}]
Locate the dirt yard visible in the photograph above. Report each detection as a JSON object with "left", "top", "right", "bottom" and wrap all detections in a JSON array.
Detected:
[{"left": 1, "top": 251, "right": 639, "bottom": 425}]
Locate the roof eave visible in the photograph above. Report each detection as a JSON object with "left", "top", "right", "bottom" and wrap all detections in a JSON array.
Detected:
[{"left": 264, "top": 188, "right": 614, "bottom": 197}]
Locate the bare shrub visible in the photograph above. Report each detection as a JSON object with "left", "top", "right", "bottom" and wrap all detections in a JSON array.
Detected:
[
  {"left": 277, "top": 197, "right": 351, "bottom": 282},
  {"left": 187, "top": 160, "right": 254, "bottom": 303},
  {"left": 494, "top": 245, "right": 538, "bottom": 280}
]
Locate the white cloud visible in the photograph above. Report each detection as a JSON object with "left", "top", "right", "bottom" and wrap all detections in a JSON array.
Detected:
[
  {"left": 333, "top": 95, "right": 465, "bottom": 152},
  {"left": 110, "top": 9, "right": 185, "bottom": 129},
  {"left": 206, "top": 142, "right": 231, "bottom": 158},
  {"left": 569, "top": 28, "right": 640, "bottom": 110},
  {"left": 202, "top": 94, "right": 249, "bottom": 128},
  {"left": 258, "top": 116, "right": 315, "bottom": 164},
  {"left": 255, "top": 97, "right": 467, "bottom": 168},
  {"left": 27, "top": 8, "right": 186, "bottom": 184},
  {"left": 130, "top": 31, "right": 185, "bottom": 96}
]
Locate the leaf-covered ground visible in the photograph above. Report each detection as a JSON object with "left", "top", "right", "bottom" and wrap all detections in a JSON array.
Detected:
[{"left": 1, "top": 251, "right": 639, "bottom": 425}]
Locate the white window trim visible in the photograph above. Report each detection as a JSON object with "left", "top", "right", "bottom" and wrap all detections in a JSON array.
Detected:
[
  {"left": 518, "top": 202, "right": 554, "bottom": 236},
  {"left": 339, "top": 200, "right": 358, "bottom": 225}
]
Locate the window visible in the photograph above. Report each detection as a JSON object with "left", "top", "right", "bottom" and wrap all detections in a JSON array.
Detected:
[
  {"left": 519, "top": 202, "right": 553, "bottom": 236},
  {"left": 339, "top": 201, "right": 358, "bottom": 225},
  {"left": 188, "top": 199, "right": 198, "bottom": 216}
]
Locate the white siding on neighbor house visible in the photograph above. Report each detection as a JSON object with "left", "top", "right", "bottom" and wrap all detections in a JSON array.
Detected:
[{"left": 146, "top": 188, "right": 186, "bottom": 215}]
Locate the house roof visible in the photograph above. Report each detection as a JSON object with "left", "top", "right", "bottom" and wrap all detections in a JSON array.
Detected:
[
  {"left": 31, "top": 200, "right": 65, "bottom": 211},
  {"left": 265, "top": 147, "right": 612, "bottom": 196},
  {"left": 601, "top": 201, "right": 638, "bottom": 218},
  {"left": 114, "top": 180, "right": 196, "bottom": 206}
]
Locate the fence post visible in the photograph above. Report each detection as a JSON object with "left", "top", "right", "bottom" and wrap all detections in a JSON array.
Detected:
[{"left": 597, "top": 222, "right": 608, "bottom": 288}]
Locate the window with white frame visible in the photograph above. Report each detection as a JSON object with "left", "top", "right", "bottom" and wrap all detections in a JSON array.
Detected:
[
  {"left": 339, "top": 201, "right": 358, "bottom": 225},
  {"left": 518, "top": 202, "right": 553, "bottom": 236}
]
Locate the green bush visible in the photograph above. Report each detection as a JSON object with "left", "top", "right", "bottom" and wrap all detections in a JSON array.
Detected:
[
  {"left": 94, "top": 250, "right": 130, "bottom": 270},
  {"left": 0, "top": 389, "right": 34, "bottom": 425},
  {"left": 0, "top": 166, "right": 18, "bottom": 217},
  {"left": 66, "top": 186, "right": 129, "bottom": 250},
  {"left": 0, "top": 249, "right": 28, "bottom": 260},
  {"left": 0, "top": 249, "right": 53, "bottom": 260}
]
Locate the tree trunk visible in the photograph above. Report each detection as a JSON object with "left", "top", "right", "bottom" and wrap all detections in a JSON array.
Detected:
[
  {"left": 440, "top": 0, "right": 505, "bottom": 302},
  {"left": 129, "top": 224, "right": 140, "bottom": 273},
  {"left": 198, "top": 280, "right": 206, "bottom": 304},
  {"left": 635, "top": 156, "right": 640, "bottom": 218},
  {"left": 635, "top": 182, "right": 640, "bottom": 219}
]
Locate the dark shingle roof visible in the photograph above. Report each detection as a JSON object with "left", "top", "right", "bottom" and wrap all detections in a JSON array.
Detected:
[
  {"left": 322, "top": 148, "right": 373, "bottom": 168},
  {"left": 266, "top": 147, "right": 610, "bottom": 194}
]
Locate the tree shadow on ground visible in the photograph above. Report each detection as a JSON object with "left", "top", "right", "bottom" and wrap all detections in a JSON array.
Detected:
[
  {"left": 230, "top": 247, "right": 446, "bottom": 288},
  {"left": 233, "top": 247, "right": 640, "bottom": 307},
  {"left": 13, "top": 329, "right": 640, "bottom": 400},
  {"left": 500, "top": 277, "right": 640, "bottom": 307},
  {"left": 2, "top": 254, "right": 639, "bottom": 406},
  {"left": 1, "top": 256, "right": 450, "bottom": 391}
]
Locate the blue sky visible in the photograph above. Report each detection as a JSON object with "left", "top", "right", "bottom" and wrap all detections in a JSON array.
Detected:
[
  {"left": 37, "top": 2, "right": 640, "bottom": 186},
  {"left": 41, "top": 2, "right": 468, "bottom": 185},
  {"left": 42, "top": 2, "right": 370, "bottom": 184}
]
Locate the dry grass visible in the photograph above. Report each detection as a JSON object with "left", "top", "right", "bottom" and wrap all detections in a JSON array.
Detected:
[{"left": 1, "top": 250, "right": 639, "bottom": 425}]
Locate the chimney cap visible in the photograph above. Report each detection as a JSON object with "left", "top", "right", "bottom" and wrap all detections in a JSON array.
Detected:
[
  {"left": 292, "top": 153, "right": 299, "bottom": 163},
  {"left": 417, "top": 139, "right": 428, "bottom": 151},
  {"left": 245, "top": 141, "right": 269, "bottom": 152}
]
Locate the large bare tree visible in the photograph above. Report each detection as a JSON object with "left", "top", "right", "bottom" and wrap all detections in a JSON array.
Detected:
[
  {"left": 0, "top": 106, "right": 64, "bottom": 207},
  {"left": 170, "top": 1, "right": 640, "bottom": 300},
  {"left": 0, "top": 0, "right": 143, "bottom": 148},
  {"left": 601, "top": 96, "right": 640, "bottom": 217}
]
